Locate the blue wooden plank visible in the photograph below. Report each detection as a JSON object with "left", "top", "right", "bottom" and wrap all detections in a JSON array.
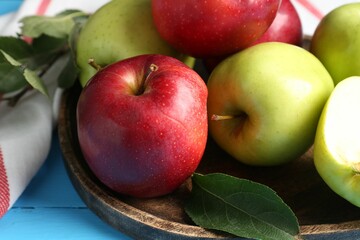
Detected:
[
  {"left": 0, "top": 1, "right": 23, "bottom": 15},
  {"left": 0, "top": 208, "right": 132, "bottom": 240}
]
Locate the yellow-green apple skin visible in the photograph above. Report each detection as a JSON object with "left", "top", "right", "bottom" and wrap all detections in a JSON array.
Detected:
[
  {"left": 207, "top": 42, "right": 334, "bottom": 166},
  {"left": 310, "top": 3, "right": 360, "bottom": 85},
  {"left": 76, "top": 0, "right": 194, "bottom": 86},
  {"left": 313, "top": 76, "right": 360, "bottom": 207}
]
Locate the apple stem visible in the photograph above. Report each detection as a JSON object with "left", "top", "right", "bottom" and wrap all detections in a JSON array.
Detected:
[
  {"left": 135, "top": 64, "right": 159, "bottom": 96},
  {"left": 211, "top": 114, "right": 235, "bottom": 121},
  {"left": 88, "top": 58, "right": 102, "bottom": 71},
  {"left": 145, "top": 63, "right": 159, "bottom": 80}
]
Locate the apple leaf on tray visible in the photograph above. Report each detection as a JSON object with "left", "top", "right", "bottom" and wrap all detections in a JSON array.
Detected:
[{"left": 185, "top": 173, "right": 300, "bottom": 240}]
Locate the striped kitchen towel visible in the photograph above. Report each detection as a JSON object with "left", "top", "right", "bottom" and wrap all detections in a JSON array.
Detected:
[{"left": 0, "top": 0, "right": 109, "bottom": 218}]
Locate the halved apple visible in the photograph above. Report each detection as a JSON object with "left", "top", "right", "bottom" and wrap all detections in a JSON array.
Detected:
[{"left": 314, "top": 76, "right": 360, "bottom": 206}]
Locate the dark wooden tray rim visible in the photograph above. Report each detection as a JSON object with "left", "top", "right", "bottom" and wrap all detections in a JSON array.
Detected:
[{"left": 58, "top": 79, "right": 360, "bottom": 240}]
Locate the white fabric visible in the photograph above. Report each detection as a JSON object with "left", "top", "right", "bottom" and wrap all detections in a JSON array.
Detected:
[{"left": 292, "top": 0, "right": 360, "bottom": 36}]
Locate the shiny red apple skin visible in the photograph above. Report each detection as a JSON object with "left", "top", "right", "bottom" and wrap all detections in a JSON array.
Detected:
[
  {"left": 250, "top": 0, "right": 303, "bottom": 46},
  {"left": 203, "top": 0, "right": 303, "bottom": 73},
  {"left": 76, "top": 54, "right": 208, "bottom": 198},
  {"left": 151, "top": 0, "right": 281, "bottom": 58}
]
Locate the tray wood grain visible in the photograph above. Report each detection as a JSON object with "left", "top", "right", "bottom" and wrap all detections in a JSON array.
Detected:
[{"left": 58, "top": 60, "right": 360, "bottom": 240}]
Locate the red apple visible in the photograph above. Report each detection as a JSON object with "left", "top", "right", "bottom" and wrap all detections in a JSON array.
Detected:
[
  {"left": 203, "top": 0, "right": 303, "bottom": 73},
  {"left": 76, "top": 54, "right": 208, "bottom": 198},
  {"left": 250, "top": 0, "right": 303, "bottom": 46},
  {"left": 151, "top": 0, "right": 281, "bottom": 58}
]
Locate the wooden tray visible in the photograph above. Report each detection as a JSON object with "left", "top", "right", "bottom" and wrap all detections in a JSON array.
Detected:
[{"left": 58, "top": 66, "right": 360, "bottom": 240}]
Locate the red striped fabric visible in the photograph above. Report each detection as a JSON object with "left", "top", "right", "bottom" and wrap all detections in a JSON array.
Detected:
[
  {"left": 0, "top": 0, "right": 52, "bottom": 218},
  {"left": 0, "top": 147, "right": 10, "bottom": 217},
  {"left": 294, "top": 0, "right": 324, "bottom": 19},
  {"left": 36, "top": 0, "right": 51, "bottom": 15}
]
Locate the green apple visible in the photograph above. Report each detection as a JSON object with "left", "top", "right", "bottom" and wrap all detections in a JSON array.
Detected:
[
  {"left": 76, "top": 0, "right": 194, "bottom": 86},
  {"left": 207, "top": 42, "right": 334, "bottom": 166},
  {"left": 313, "top": 76, "right": 360, "bottom": 207},
  {"left": 310, "top": 3, "right": 360, "bottom": 85}
]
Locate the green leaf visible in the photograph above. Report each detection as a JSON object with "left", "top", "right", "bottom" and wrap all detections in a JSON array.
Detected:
[
  {"left": 185, "top": 173, "right": 300, "bottom": 240},
  {"left": 0, "top": 50, "right": 48, "bottom": 96},
  {"left": 57, "top": 52, "right": 79, "bottom": 89},
  {"left": 0, "top": 36, "right": 33, "bottom": 62},
  {"left": 0, "top": 36, "right": 67, "bottom": 71},
  {"left": 57, "top": 19, "right": 85, "bottom": 89},
  {"left": 0, "top": 51, "right": 27, "bottom": 93},
  {"left": 0, "top": 62, "right": 27, "bottom": 93},
  {"left": 32, "top": 33, "right": 68, "bottom": 53},
  {"left": 23, "top": 69, "right": 49, "bottom": 97},
  {"left": 30, "top": 35, "right": 68, "bottom": 69},
  {"left": 68, "top": 18, "right": 87, "bottom": 55},
  {"left": 20, "top": 9, "right": 87, "bottom": 38},
  {"left": 0, "top": 11, "right": 83, "bottom": 102},
  {"left": 0, "top": 50, "right": 22, "bottom": 66}
]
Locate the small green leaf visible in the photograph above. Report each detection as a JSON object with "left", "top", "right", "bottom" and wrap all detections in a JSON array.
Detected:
[
  {"left": 0, "top": 36, "right": 33, "bottom": 62},
  {"left": 30, "top": 35, "right": 68, "bottom": 69},
  {"left": 68, "top": 19, "right": 86, "bottom": 55},
  {"left": 23, "top": 69, "right": 48, "bottom": 97},
  {"left": 32, "top": 34, "right": 67, "bottom": 53},
  {"left": 0, "top": 50, "right": 27, "bottom": 93},
  {"left": 20, "top": 9, "right": 87, "bottom": 38},
  {"left": 0, "top": 11, "right": 83, "bottom": 102},
  {"left": 57, "top": 52, "right": 79, "bottom": 89},
  {"left": 0, "top": 36, "right": 67, "bottom": 71},
  {"left": 57, "top": 20, "right": 84, "bottom": 89},
  {"left": 0, "top": 62, "right": 27, "bottom": 93},
  {"left": 0, "top": 49, "right": 22, "bottom": 66},
  {"left": 0, "top": 50, "right": 48, "bottom": 96},
  {"left": 185, "top": 173, "right": 300, "bottom": 240}
]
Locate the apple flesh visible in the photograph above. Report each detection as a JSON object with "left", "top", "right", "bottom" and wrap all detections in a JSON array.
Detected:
[
  {"left": 76, "top": 0, "right": 194, "bottom": 86},
  {"left": 151, "top": 0, "right": 281, "bottom": 58},
  {"left": 310, "top": 3, "right": 360, "bottom": 85},
  {"left": 313, "top": 76, "right": 360, "bottom": 207},
  {"left": 207, "top": 42, "right": 334, "bottom": 166},
  {"left": 76, "top": 54, "right": 208, "bottom": 198}
]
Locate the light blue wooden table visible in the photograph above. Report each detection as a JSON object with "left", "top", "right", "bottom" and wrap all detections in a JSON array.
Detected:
[
  {"left": 2, "top": 132, "right": 360, "bottom": 240},
  {"left": 0, "top": 132, "right": 133, "bottom": 240},
  {"left": 0, "top": 1, "right": 23, "bottom": 15}
]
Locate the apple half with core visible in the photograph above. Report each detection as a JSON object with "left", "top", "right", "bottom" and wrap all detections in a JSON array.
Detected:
[
  {"left": 76, "top": 0, "right": 194, "bottom": 87},
  {"left": 207, "top": 42, "right": 334, "bottom": 166},
  {"left": 313, "top": 76, "right": 360, "bottom": 207},
  {"left": 76, "top": 54, "right": 208, "bottom": 198},
  {"left": 151, "top": 0, "right": 281, "bottom": 58},
  {"left": 310, "top": 3, "right": 360, "bottom": 85}
]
